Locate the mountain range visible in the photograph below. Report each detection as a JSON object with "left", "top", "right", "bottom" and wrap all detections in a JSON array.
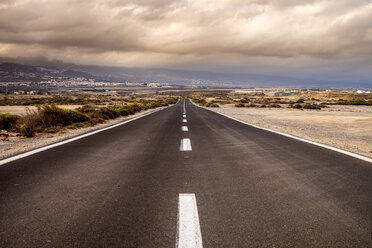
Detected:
[{"left": 0, "top": 61, "right": 371, "bottom": 89}]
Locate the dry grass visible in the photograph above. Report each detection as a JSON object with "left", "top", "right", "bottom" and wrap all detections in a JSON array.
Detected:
[{"left": 0, "top": 97, "right": 178, "bottom": 137}]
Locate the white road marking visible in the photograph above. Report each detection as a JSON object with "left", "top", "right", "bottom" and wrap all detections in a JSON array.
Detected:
[
  {"left": 191, "top": 101, "right": 372, "bottom": 164},
  {"left": 182, "top": 126, "right": 189, "bottom": 131},
  {"left": 183, "top": 115, "right": 187, "bottom": 118},
  {"left": 176, "top": 193, "right": 203, "bottom": 248},
  {"left": 0, "top": 106, "right": 171, "bottom": 166},
  {"left": 183, "top": 119, "right": 187, "bottom": 123},
  {"left": 180, "top": 138, "right": 192, "bottom": 151},
  {"left": 183, "top": 99, "right": 186, "bottom": 114}
]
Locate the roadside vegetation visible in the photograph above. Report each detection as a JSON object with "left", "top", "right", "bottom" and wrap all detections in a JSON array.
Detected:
[
  {"left": 336, "top": 99, "right": 372, "bottom": 106},
  {"left": 0, "top": 95, "right": 101, "bottom": 106},
  {"left": 0, "top": 113, "right": 18, "bottom": 131},
  {"left": 0, "top": 98, "right": 178, "bottom": 137},
  {"left": 288, "top": 102, "right": 325, "bottom": 110},
  {"left": 0, "top": 94, "right": 180, "bottom": 107},
  {"left": 191, "top": 93, "right": 372, "bottom": 110},
  {"left": 235, "top": 102, "right": 281, "bottom": 108},
  {"left": 191, "top": 94, "right": 349, "bottom": 110},
  {"left": 187, "top": 89, "right": 372, "bottom": 111},
  {"left": 192, "top": 98, "right": 219, "bottom": 107}
]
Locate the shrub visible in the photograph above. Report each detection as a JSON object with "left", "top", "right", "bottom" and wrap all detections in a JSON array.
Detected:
[
  {"left": 78, "top": 105, "right": 104, "bottom": 124},
  {"left": 39, "top": 105, "right": 90, "bottom": 127},
  {"left": 125, "top": 103, "right": 144, "bottom": 114},
  {"left": 289, "top": 103, "right": 322, "bottom": 110},
  {"left": 302, "top": 103, "right": 321, "bottom": 110},
  {"left": 235, "top": 103, "right": 245, "bottom": 108},
  {"left": 166, "top": 98, "right": 178, "bottom": 105},
  {"left": 247, "top": 103, "right": 257, "bottom": 107},
  {"left": 0, "top": 114, "right": 19, "bottom": 131},
  {"left": 192, "top": 98, "right": 207, "bottom": 106},
  {"left": 269, "top": 103, "right": 281, "bottom": 108},
  {"left": 67, "top": 109, "right": 91, "bottom": 123},
  {"left": 99, "top": 107, "right": 120, "bottom": 120},
  {"left": 192, "top": 98, "right": 202, "bottom": 103},
  {"left": 78, "top": 105, "right": 98, "bottom": 114},
  {"left": 145, "top": 101, "right": 168, "bottom": 109},
  {"left": 117, "top": 107, "right": 129, "bottom": 116},
  {"left": 291, "top": 103, "right": 303, "bottom": 109},
  {"left": 19, "top": 123, "right": 36, "bottom": 137},
  {"left": 202, "top": 102, "right": 219, "bottom": 107},
  {"left": 337, "top": 99, "right": 372, "bottom": 105},
  {"left": 208, "top": 103, "right": 219, "bottom": 107}
]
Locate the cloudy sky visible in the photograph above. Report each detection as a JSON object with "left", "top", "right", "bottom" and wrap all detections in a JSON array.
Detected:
[{"left": 0, "top": 0, "right": 372, "bottom": 82}]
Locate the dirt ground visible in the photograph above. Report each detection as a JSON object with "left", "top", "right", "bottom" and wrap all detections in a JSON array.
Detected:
[
  {"left": 211, "top": 104, "right": 372, "bottom": 158},
  {"left": 0, "top": 105, "right": 81, "bottom": 116}
]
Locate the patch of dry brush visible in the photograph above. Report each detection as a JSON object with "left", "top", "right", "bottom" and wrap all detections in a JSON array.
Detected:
[{"left": 0, "top": 98, "right": 178, "bottom": 137}]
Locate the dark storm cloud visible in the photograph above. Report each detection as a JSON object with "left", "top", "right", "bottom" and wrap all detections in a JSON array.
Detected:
[{"left": 0, "top": 0, "right": 371, "bottom": 67}]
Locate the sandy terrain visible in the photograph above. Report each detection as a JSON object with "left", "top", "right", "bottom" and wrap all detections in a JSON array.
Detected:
[
  {"left": 0, "top": 107, "right": 164, "bottom": 160},
  {"left": 211, "top": 104, "right": 372, "bottom": 158},
  {"left": 0, "top": 105, "right": 82, "bottom": 116}
]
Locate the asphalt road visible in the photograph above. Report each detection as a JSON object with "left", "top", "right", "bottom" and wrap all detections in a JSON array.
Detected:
[{"left": 1, "top": 99, "right": 371, "bottom": 247}]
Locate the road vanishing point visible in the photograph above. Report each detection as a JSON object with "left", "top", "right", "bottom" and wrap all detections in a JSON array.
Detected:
[{"left": 0, "top": 99, "right": 371, "bottom": 247}]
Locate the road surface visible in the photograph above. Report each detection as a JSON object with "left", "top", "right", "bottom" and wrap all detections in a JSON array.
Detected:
[{"left": 1, "top": 99, "right": 371, "bottom": 247}]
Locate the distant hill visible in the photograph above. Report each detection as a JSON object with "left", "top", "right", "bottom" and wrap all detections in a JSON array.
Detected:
[
  {"left": 61, "top": 69, "right": 94, "bottom": 79},
  {"left": 0, "top": 61, "right": 371, "bottom": 89},
  {"left": 0, "top": 62, "right": 98, "bottom": 82},
  {"left": 61, "top": 63, "right": 372, "bottom": 89},
  {"left": 0, "top": 62, "right": 40, "bottom": 73}
]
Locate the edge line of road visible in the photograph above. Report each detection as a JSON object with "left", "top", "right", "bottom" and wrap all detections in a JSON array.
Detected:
[
  {"left": 0, "top": 104, "right": 175, "bottom": 166},
  {"left": 190, "top": 100, "right": 372, "bottom": 164}
]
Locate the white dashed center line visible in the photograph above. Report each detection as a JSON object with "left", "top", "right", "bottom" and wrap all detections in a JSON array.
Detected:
[
  {"left": 182, "top": 126, "right": 189, "bottom": 132},
  {"left": 180, "top": 138, "right": 192, "bottom": 151},
  {"left": 183, "top": 119, "right": 187, "bottom": 123},
  {"left": 176, "top": 193, "right": 203, "bottom": 248},
  {"left": 183, "top": 114, "right": 187, "bottom": 118}
]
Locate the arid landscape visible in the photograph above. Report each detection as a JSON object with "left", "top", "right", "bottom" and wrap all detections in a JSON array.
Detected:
[
  {"left": 191, "top": 89, "right": 372, "bottom": 158},
  {"left": 2, "top": 89, "right": 371, "bottom": 159},
  {"left": 212, "top": 105, "right": 372, "bottom": 158},
  {"left": 1, "top": 1, "right": 372, "bottom": 247}
]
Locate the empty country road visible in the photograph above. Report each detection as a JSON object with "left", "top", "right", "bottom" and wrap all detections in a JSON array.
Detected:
[{"left": 0, "top": 99, "right": 371, "bottom": 247}]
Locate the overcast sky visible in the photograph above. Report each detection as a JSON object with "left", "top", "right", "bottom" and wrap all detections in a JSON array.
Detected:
[{"left": 0, "top": 0, "right": 372, "bottom": 82}]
